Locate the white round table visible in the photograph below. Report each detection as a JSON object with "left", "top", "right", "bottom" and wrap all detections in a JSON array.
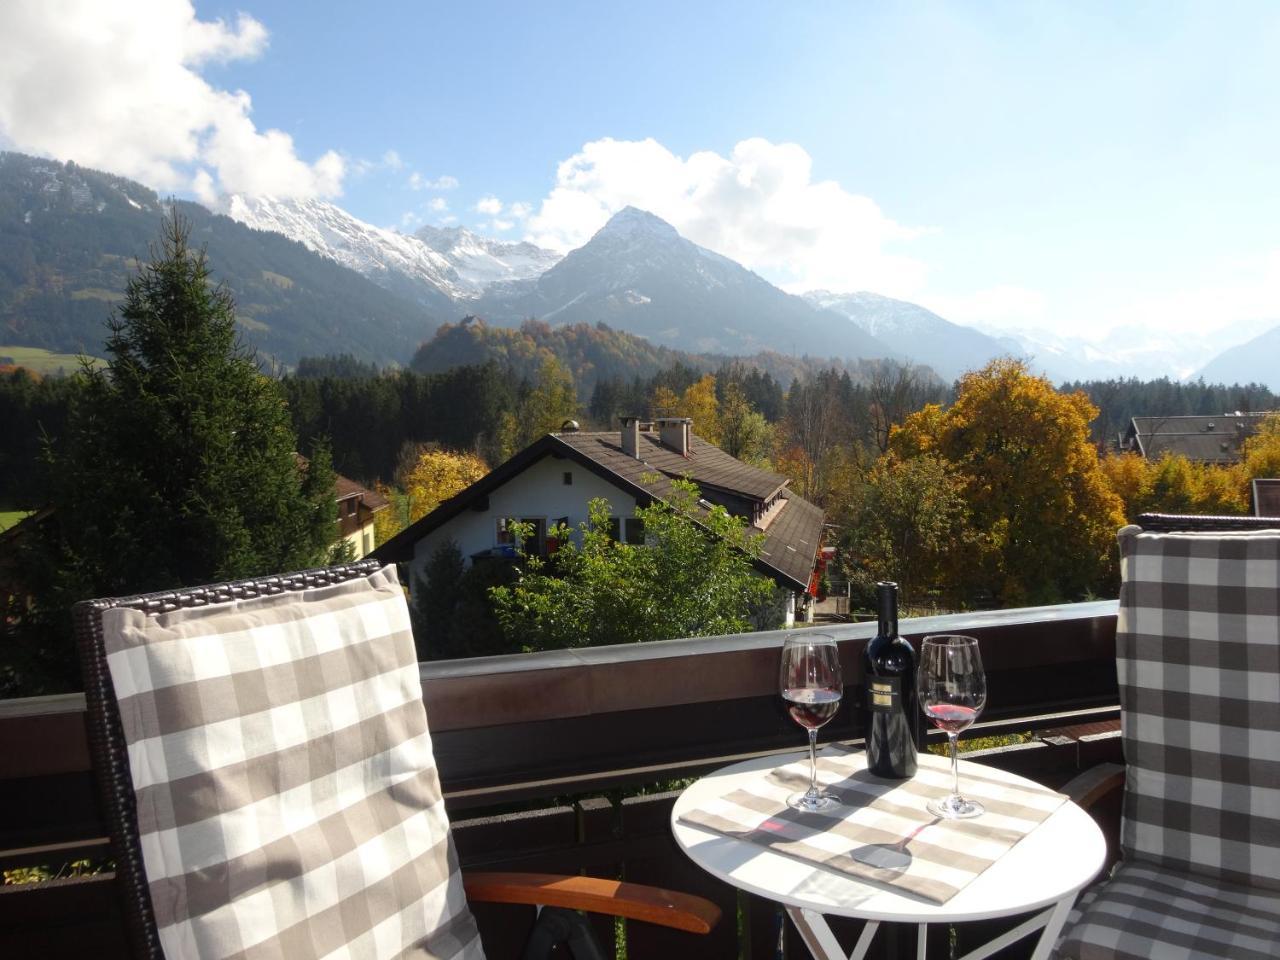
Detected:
[{"left": 671, "top": 749, "right": 1106, "bottom": 960}]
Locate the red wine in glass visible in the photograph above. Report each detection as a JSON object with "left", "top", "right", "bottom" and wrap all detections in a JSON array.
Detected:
[
  {"left": 779, "top": 633, "right": 843, "bottom": 811},
  {"left": 924, "top": 703, "right": 978, "bottom": 735},
  {"left": 784, "top": 687, "right": 842, "bottom": 729},
  {"left": 918, "top": 635, "right": 987, "bottom": 819}
]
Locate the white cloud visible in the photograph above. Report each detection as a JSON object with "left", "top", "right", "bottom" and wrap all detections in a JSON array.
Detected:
[
  {"left": 1086, "top": 251, "right": 1280, "bottom": 338},
  {"left": 409, "top": 172, "right": 459, "bottom": 191},
  {"left": 524, "top": 137, "right": 929, "bottom": 296},
  {"left": 508, "top": 201, "right": 532, "bottom": 220},
  {"left": 428, "top": 197, "right": 449, "bottom": 213},
  {"left": 0, "top": 0, "right": 346, "bottom": 200},
  {"left": 924, "top": 286, "right": 1049, "bottom": 330},
  {"left": 475, "top": 196, "right": 503, "bottom": 216},
  {"left": 490, "top": 218, "right": 514, "bottom": 232},
  {"left": 438, "top": 214, "right": 458, "bottom": 225},
  {"left": 382, "top": 149, "right": 404, "bottom": 170}
]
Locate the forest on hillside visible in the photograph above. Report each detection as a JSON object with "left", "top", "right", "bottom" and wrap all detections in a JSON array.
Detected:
[
  {"left": 5, "top": 350, "right": 1277, "bottom": 510},
  {"left": 410, "top": 317, "right": 896, "bottom": 396}
]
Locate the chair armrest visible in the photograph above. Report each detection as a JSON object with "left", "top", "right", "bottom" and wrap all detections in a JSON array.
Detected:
[
  {"left": 1061, "top": 762, "right": 1125, "bottom": 812},
  {"left": 462, "top": 871, "right": 721, "bottom": 934}
]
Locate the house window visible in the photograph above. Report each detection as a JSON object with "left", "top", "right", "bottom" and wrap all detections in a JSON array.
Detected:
[
  {"left": 497, "top": 517, "right": 546, "bottom": 553},
  {"left": 563, "top": 471, "right": 573, "bottom": 485},
  {"left": 624, "top": 518, "right": 646, "bottom": 544},
  {"left": 606, "top": 518, "right": 621, "bottom": 541}
]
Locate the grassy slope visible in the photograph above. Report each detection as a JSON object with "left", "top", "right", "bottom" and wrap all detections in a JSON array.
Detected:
[{"left": 0, "top": 345, "right": 102, "bottom": 374}]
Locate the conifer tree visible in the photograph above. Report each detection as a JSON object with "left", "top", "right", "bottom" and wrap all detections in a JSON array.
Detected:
[{"left": 6, "top": 213, "right": 339, "bottom": 693}]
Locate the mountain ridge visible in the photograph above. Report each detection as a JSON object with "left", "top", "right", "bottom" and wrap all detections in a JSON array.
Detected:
[
  {"left": 0, "top": 152, "right": 437, "bottom": 366},
  {"left": 804, "top": 290, "right": 1021, "bottom": 381},
  {"left": 467, "top": 206, "right": 899, "bottom": 361}
]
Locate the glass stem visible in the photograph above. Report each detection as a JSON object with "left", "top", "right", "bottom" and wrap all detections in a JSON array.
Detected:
[
  {"left": 949, "top": 732, "right": 960, "bottom": 801},
  {"left": 807, "top": 727, "right": 820, "bottom": 798}
]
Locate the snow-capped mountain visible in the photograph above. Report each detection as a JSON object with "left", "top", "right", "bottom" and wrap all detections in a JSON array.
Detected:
[
  {"left": 222, "top": 195, "right": 560, "bottom": 310},
  {"left": 414, "top": 224, "right": 561, "bottom": 294},
  {"left": 805, "top": 290, "right": 1020, "bottom": 381},
  {"left": 470, "top": 206, "right": 896, "bottom": 360},
  {"left": 0, "top": 152, "right": 435, "bottom": 367},
  {"left": 982, "top": 319, "right": 1277, "bottom": 385}
]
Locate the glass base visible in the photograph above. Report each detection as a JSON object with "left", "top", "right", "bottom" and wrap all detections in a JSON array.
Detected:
[
  {"left": 787, "top": 790, "right": 840, "bottom": 812},
  {"left": 927, "top": 794, "right": 984, "bottom": 820}
]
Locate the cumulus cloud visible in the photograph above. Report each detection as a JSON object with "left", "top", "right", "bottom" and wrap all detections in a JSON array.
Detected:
[
  {"left": 508, "top": 201, "right": 532, "bottom": 220},
  {"left": 524, "top": 137, "right": 929, "bottom": 295},
  {"left": 382, "top": 149, "right": 404, "bottom": 171},
  {"left": 0, "top": 0, "right": 346, "bottom": 200},
  {"left": 490, "top": 218, "right": 514, "bottom": 232},
  {"left": 408, "top": 172, "right": 459, "bottom": 191},
  {"left": 475, "top": 196, "right": 503, "bottom": 216},
  {"left": 428, "top": 197, "right": 449, "bottom": 213}
]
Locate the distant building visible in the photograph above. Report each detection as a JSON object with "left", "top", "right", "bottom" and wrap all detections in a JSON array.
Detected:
[
  {"left": 295, "top": 455, "right": 389, "bottom": 560},
  {"left": 372, "top": 417, "right": 826, "bottom": 626},
  {"left": 1119, "top": 413, "right": 1273, "bottom": 463}
]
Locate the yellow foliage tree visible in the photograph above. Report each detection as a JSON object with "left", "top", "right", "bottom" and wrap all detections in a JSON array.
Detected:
[
  {"left": 520, "top": 356, "right": 577, "bottom": 445},
  {"left": 1098, "top": 452, "right": 1248, "bottom": 521},
  {"left": 400, "top": 449, "right": 489, "bottom": 524},
  {"left": 891, "top": 358, "right": 1125, "bottom": 605},
  {"left": 649, "top": 385, "right": 680, "bottom": 418},
  {"left": 372, "top": 481, "right": 410, "bottom": 547},
  {"left": 1243, "top": 412, "right": 1280, "bottom": 482},
  {"left": 1097, "top": 453, "right": 1152, "bottom": 521},
  {"left": 680, "top": 374, "right": 720, "bottom": 443}
]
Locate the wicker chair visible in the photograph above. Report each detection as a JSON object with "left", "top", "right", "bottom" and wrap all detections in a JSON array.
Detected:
[
  {"left": 1056, "top": 514, "right": 1280, "bottom": 959},
  {"left": 75, "top": 560, "right": 719, "bottom": 959}
]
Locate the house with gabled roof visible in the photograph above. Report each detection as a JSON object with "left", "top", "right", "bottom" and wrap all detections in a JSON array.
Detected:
[
  {"left": 1119, "top": 413, "right": 1272, "bottom": 463},
  {"left": 372, "top": 417, "right": 825, "bottom": 626}
]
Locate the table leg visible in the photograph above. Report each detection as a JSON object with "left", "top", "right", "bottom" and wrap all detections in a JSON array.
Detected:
[
  {"left": 1028, "top": 895, "right": 1075, "bottom": 960},
  {"left": 953, "top": 894, "right": 1077, "bottom": 960},
  {"left": 786, "top": 906, "right": 881, "bottom": 960}
]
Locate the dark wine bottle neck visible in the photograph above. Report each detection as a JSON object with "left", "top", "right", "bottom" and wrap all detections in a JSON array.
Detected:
[{"left": 875, "top": 582, "right": 898, "bottom": 637}]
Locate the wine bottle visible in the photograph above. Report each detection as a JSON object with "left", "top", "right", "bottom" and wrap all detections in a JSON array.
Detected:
[{"left": 862, "top": 581, "right": 919, "bottom": 779}]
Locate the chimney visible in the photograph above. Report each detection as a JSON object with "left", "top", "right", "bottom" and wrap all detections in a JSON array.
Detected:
[
  {"left": 620, "top": 416, "right": 641, "bottom": 459},
  {"left": 656, "top": 417, "right": 692, "bottom": 457}
]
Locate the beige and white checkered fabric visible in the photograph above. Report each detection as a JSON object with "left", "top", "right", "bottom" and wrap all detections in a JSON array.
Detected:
[{"left": 102, "top": 565, "right": 484, "bottom": 960}]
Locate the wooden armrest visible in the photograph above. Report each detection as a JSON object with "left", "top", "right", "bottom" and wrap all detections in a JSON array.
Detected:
[
  {"left": 1061, "top": 762, "right": 1125, "bottom": 811},
  {"left": 462, "top": 871, "right": 721, "bottom": 934}
]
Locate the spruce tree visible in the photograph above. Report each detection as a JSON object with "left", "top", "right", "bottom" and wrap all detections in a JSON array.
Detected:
[{"left": 7, "top": 213, "right": 339, "bottom": 693}]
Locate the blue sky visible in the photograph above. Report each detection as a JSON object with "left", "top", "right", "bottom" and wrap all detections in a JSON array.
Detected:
[{"left": 2, "top": 1, "right": 1279, "bottom": 342}]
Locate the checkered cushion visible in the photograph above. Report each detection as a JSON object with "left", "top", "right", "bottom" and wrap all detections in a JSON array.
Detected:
[
  {"left": 102, "top": 565, "right": 483, "bottom": 960},
  {"left": 1116, "top": 526, "right": 1280, "bottom": 890},
  {"left": 1055, "top": 860, "right": 1280, "bottom": 959}
]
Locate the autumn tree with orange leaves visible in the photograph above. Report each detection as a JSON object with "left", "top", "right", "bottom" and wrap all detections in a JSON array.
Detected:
[{"left": 890, "top": 358, "right": 1125, "bottom": 606}]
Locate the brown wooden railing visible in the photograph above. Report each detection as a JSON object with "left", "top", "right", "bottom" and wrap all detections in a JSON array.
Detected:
[{"left": 0, "top": 601, "right": 1124, "bottom": 958}]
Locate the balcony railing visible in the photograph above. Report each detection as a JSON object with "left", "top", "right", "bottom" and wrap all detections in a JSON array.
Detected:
[{"left": 0, "top": 601, "right": 1124, "bottom": 958}]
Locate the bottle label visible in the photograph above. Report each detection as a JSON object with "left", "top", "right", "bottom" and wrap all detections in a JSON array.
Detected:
[{"left": 869, "top": 676, "right": 900, "bottom": 714}]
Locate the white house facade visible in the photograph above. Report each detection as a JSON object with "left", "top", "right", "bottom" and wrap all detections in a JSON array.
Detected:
[{"left": 374, "top": 419, "right": 825, "bottom": 629}]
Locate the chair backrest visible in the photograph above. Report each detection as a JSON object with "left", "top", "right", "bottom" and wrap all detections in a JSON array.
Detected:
[
  {"left": 1117, "top": 522, "right": 1280, "bottom": 889},
  {"left": 75, "top": 561, "right": 483, "bottom": 960}
]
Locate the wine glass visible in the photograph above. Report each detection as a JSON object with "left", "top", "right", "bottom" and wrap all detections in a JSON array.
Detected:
[
  {"left": 917, "top": 635, "right": 987, "bottom": 819},
  {"left": 779, "top": 632, "right": 843, "bottom": 811}
]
